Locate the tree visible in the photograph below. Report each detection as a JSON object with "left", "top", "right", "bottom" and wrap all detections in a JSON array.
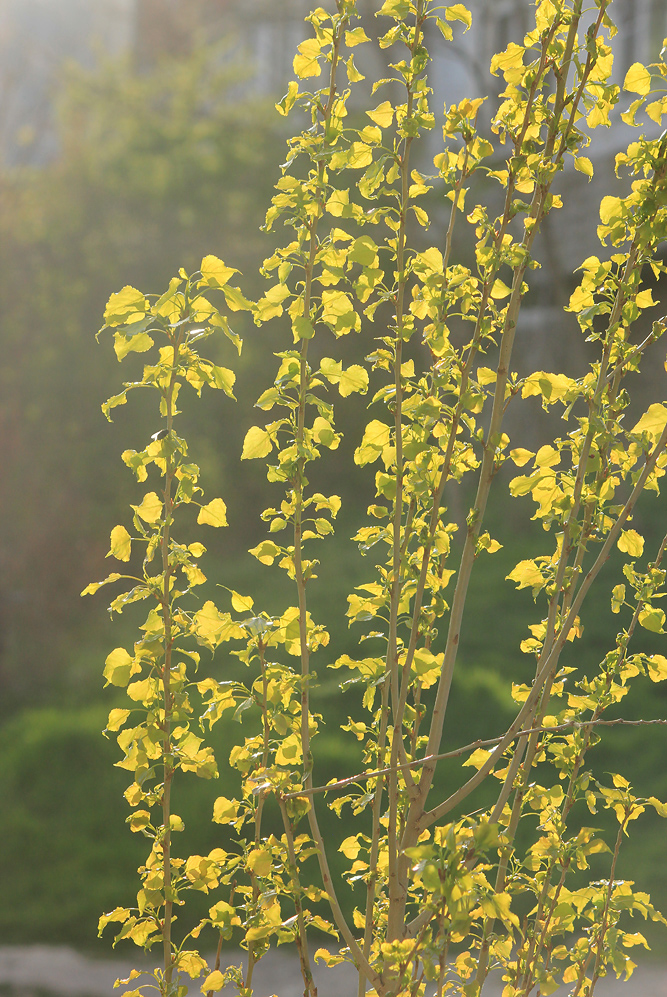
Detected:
[{"left": 90, "top": 2, "right": 667, "bottom": 995}]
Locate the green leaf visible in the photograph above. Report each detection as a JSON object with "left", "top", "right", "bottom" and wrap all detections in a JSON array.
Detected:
[
  {"left": 241, "top": 426, "right": 273, "bottom": 460},
  {"left": 197, "top": 498, "right": 228, "bottom": 528}
]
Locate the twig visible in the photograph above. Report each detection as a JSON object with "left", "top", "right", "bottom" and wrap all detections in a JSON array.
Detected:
[{"left": 282, "top": 718, "right": 667, "bottom": 800}]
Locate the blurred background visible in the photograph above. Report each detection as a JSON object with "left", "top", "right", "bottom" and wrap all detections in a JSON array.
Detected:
[{"left": 0, "top": 0, "right": 666, "bottom": 968}]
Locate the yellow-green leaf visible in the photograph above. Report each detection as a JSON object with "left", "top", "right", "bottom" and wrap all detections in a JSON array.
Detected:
[
  {"left": 197, "top": 498, "right": 228, "bottom": 528},
  {"left": 241, "top": 426, "right": 273, "bottom": 460},
  {"left": 132, "top": 492, "right": 163, "bottom": 524},
  {"left": 638, "top": 607, "right": 665, "bottom": 633},
  {"left": 109, "top": 525, "right": 132, "bottom": 562}
]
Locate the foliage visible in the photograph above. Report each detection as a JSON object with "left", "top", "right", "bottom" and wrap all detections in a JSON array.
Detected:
[{"left": 89, "top": 2, "right": 667, "bottom": 995}]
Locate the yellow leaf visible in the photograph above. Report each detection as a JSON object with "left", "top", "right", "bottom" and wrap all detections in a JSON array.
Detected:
[
  {"left": 201, "top": 970, "right": 225, "bottom": 992},
  {"left": 366, "top": 101, "right": 394, "bottom": 128},
  {"left": 631, "top": 403, "right": 667, "bottom": 443},
  {"left": 293, "top": 37, "right": 322, "bottom": 79},
  {"left": 445, "top": 4, "right": 472, "bottom": 30},
  {"left": 248, "top": 540, "right": 281, "bottom": 565},
  {"left": 104, "top": 286, "right": 147, "bottom": 327},
  {"left": 462, "top": 748, "right": 492, "bottom": 770},
  {"left": 510, "top": 448, "right": 534, "bottom": 467},
  {"left": 648, "top": 795, "right": 667, "bottom": 817},
  {"left": 113, "top": 330, "right": 153, "bottom": 361},
  {"left": 132, "top": 492, "right": 162, "bottom": 524},
  {"left": 200, "top": 255, "right": 238, "bottom": 289},
  {"left": 635, "top": 288, "right": 656, "bottom": 308},
  {"left": 241, "top": 426, "right": 273, "bottom": 460},
  {"left": 623, "top": 62, "right": 652, "bottom": 96},
  {"left": 646, "top": 655, "right": 667, "bottom": 682},
  {"left": 490, "top": 278, "right": 511, "bottom": 299},
  {"left": 490, "top": 42, "right": 524, "bottom": 78},
  {"left": 103, "top": 648, "right": 134, "bottom": 688},
  {"left": 213, "top": 797, "right": 239, "bottom": 824},
  {"left": 339, "top": 835, "right": 361, "bottom": 859},
  {"left": 345, "top": 26, "right": 370, "bottom": 46},
  {"left": 599, "top": 195, "right": 624, "bottom": 226},
  {"left": 638, "top": 607, "right": 665, "bottom": 633},
  {"left": 617, "top": 529, "right": 644, "bottom": 558},
  {"left": 507, "top": 559, "right": 545, "bottom": 593},
  {"left": 230, "top": 591, "right": 253, "bottom": 612},
  {"left": 109, "top": 525, "right": 132, "bottom": 561},
  {"left": 106, "top": 708, "right": 131, "bottom": 731},
  {"left": 346, "top": 54, "right": 365, "bottom": 82},
  {"left": 574, "top": 156, "right": 594, "bottom": 179},
  {"left": 197, "top": 498, "right": 228, "bottom": 528},
  {"left": 354, "top": 419, "right": 391, "bottom": 466},
  {"left": 247, "top": 847, "right": 272, "bottom": 878},
  {"left": 476, "top": 366, "right": 496, "bottom": 385}
]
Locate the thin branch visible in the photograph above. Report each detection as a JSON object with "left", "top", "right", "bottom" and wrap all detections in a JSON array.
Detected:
[{"left": 282, "top": 718, "right": 667, "bottom": 800}]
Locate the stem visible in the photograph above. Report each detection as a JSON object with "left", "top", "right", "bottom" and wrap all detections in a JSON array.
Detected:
[
  {"left": 159, "top": 327, "right": 183, "bottom": 994},
  {"left": 279, "top": 797, "right": 318, "bottom": 997}
]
